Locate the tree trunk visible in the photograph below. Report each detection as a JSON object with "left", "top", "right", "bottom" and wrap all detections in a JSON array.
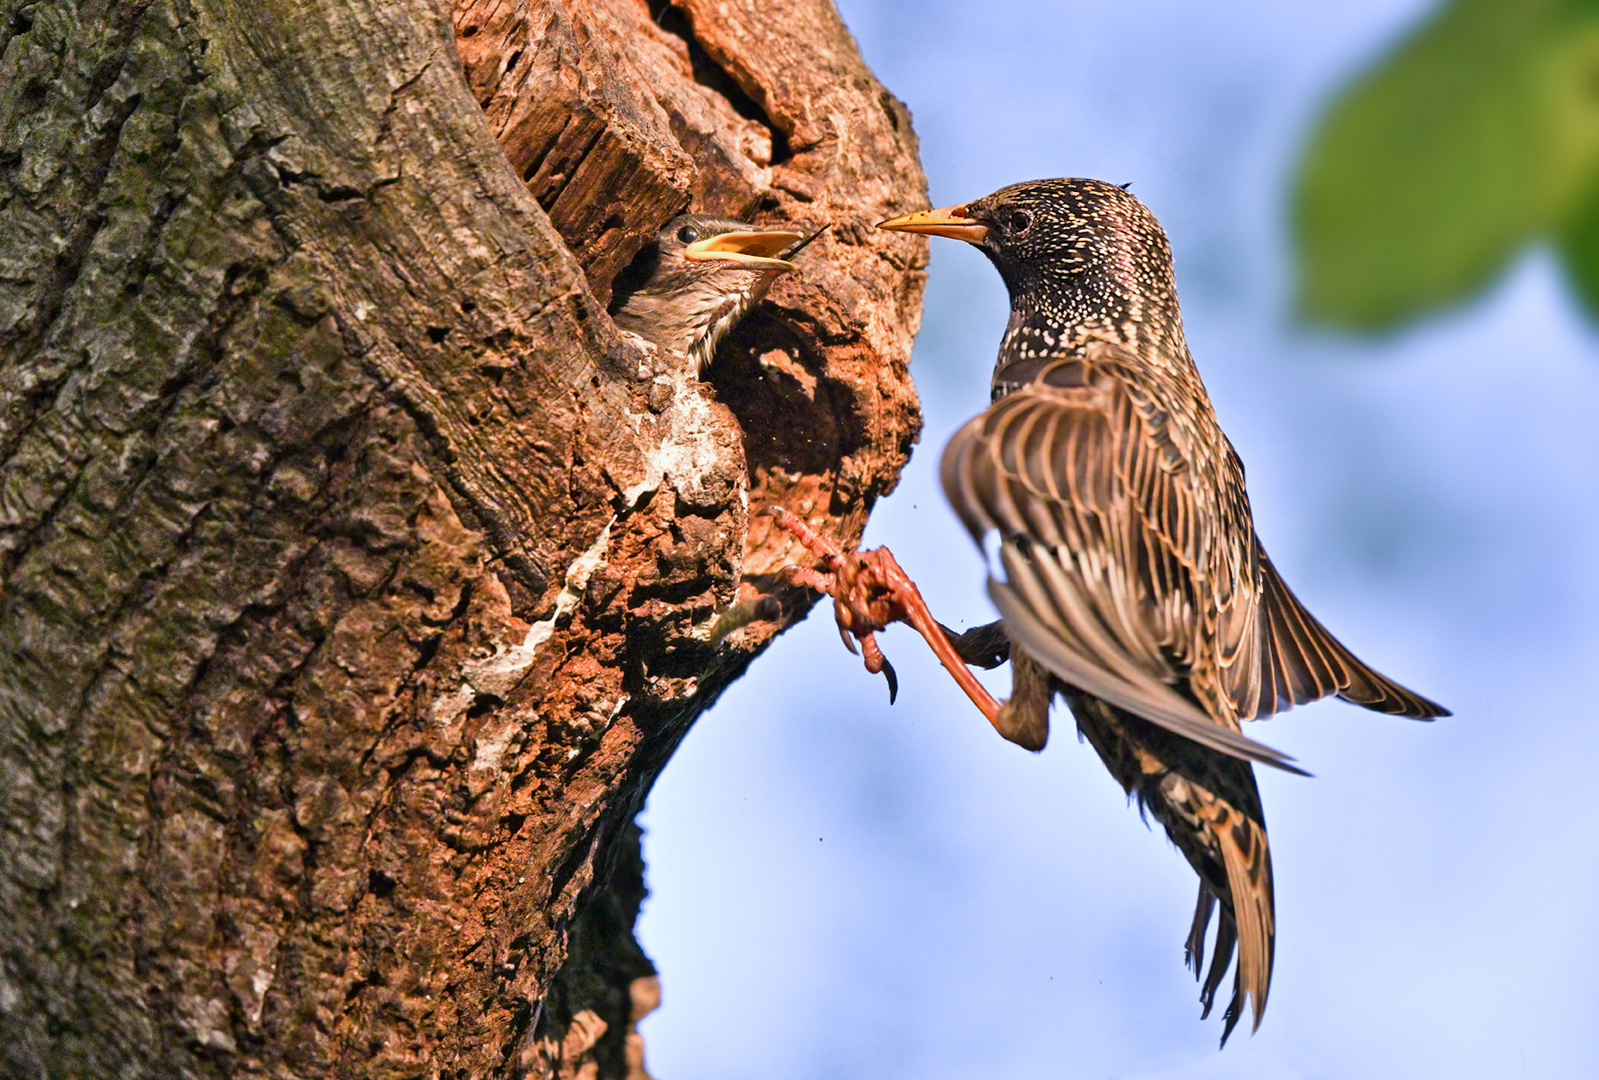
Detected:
[{"left": 0, "top": 1, "right": 928, "bottom": 1076}]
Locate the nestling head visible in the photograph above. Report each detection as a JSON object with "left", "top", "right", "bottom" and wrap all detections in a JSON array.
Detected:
[{"left": 609, "top": 215, "right": 817, "bottom": 373}]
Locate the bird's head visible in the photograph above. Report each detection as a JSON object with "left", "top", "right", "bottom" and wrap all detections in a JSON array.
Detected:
[
  {"left": 609, "top": 215, "right": 820, "bottom": 374},
  {"left": 879, "top": 179, "right": 1178, "bottom": 347}
]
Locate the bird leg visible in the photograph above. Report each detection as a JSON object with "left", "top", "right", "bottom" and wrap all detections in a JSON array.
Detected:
[
  {"left": 766, "top": 506, "right": 1003, "bottom": 727},
  {"left": 994, "top": 644, "right": 1051, "bottom": 751},
  {"left": 936, "top": 619, "right": 1011, "bottom": 669}
]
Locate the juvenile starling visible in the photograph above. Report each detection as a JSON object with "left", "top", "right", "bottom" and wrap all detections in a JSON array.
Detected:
[
  {"left": 786, "top": 179, "right": 1447, "bottom": 1045},
  {"left": 609, "top": 214, "right": 816, "bottom": 373},
  {"left": 608, "top": 213, "right": 824, "bottom": 644}
]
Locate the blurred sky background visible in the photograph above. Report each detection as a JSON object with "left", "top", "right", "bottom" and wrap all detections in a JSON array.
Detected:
[{"left": 635, "top": 1, "right": 1599, "bottom": 1077}]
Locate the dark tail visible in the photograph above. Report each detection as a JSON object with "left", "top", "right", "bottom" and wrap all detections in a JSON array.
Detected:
[{"left": 1063, "top": 689, "right": 1275, "bottom": 1046}]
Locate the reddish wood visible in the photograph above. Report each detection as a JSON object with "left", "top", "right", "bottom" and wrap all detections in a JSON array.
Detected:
[{"left": 0, "top": 0, "right": 929, "bottom": 1077}]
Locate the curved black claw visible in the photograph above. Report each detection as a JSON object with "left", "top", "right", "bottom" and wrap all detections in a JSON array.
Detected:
[{"left": 881, "top": 656, "right": 898, "bottom": 705}]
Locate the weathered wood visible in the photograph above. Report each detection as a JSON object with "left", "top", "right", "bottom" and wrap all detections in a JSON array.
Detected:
[{"left": 0, "top": 0, "right": 927, "bottom": 1076}]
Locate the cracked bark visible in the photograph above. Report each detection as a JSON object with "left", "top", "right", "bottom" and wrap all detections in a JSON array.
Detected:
[{"left": 0, "top": 1, "right": 928, "bottom": 1077}]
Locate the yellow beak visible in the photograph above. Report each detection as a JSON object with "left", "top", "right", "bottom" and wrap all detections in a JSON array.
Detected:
[
  {"left": 683, "top": 230, "right": 805, "bottom": 270},
  {"left": 877, "top": 205, "right": 989, "bottom": 245}
]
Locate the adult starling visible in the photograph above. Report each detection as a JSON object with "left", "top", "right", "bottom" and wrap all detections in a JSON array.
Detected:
[
  {"left": 852, "top": 179, "right": 1448, "bottom": 1044},
  {"left": 609, "top": 214, "right": 817, "bottom": 373}
]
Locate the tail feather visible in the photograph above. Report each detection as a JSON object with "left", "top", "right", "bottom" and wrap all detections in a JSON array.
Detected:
[
  {"left": 1215, "top": 807, "right": 1275, "bottom": 1041},
  {"left": 1185, "top": 883, "right": 1216, "bottom": 979},
  {"left": 1062, "top": 688, "right": 1276, "bottom": 1046},
  {"left": 1198, "top": 905, "right": 1235, "bottom": 1020}
]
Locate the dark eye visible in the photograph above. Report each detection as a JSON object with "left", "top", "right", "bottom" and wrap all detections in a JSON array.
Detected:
[
  {"left": 677, "top": 225, "right": 699, "bottom": 244},
  {"left": 1007, "top": 210, "right": 1033, "bottom": 236}
]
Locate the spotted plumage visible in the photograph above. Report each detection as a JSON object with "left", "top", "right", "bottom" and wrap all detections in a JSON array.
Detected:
[{"left": 881, "top": 178, "right": 1447, "bottom": 1045}]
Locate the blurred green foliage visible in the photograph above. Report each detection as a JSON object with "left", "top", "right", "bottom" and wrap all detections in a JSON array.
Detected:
[{"left": 1294, "top": 0, "right": 1599, "bottom": 329}]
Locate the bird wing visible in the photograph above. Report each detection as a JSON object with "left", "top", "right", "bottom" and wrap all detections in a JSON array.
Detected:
[
  {"left": 942, "top": 352, "right": 1304, "bottom": 774},
  {"left": 1230, "top": 544, "right": 1450, "bottom": 720}
]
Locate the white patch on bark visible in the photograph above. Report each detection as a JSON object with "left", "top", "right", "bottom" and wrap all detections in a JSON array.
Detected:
[
  {"left": 616, "top": 336, "right": 736, "bottom": 510},
  {"left": 433, "top": 520, "right": 615, "bottom": 727},
  {"left": 180, "top": 994, "right": 237, "bottom": 1052},
  {"left": 652, "top": 376, "right": 726, "bottom": 506},
  {"left": 470, "top": 721, "right": 517, "bottom": 774},
  {"left": 521, "top": 518, "right": 613, "bottom": 654},
  {"left": 223, "top": 921, "right": 281, "bottom": 1028}
]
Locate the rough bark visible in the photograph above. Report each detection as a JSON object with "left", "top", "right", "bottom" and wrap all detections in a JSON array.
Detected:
[{"left": 0, "top": 1, "right": 928, "bottom": 1077}]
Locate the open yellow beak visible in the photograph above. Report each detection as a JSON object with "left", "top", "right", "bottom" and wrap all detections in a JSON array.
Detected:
[
  {"left": 684, "top": 230, "right": 805, "bottom": 270},
  {"left": 877, "top": 205, "right": 989, "bottom": 245}
]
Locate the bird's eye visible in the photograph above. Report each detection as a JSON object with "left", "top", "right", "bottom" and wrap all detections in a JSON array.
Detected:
[
  {"left": 677, "top": 225, "right": 699, "bottom": 244},
  {"left": 1007, "top": 210, "right": 1033, "bottom": 236}
]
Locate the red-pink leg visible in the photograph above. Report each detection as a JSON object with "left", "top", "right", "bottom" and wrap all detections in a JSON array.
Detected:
[
  {"left": 765, "top": 506, "right": 1003, "bottom": 728},
  {"left": 781, "top": 566, "right": 836, "bottom": 593},
  {"left": 766, "top": 506, "right": 845, "bottom": 565},
  {"left": 859, "top": 632, "right": 899, "bottom": 704},
  {"left": 879, "top": 557, "right": 1002, "bottom": 726}
]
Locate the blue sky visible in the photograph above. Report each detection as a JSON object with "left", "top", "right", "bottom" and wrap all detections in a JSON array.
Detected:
[{"left": 636, "top": 2, "right": 1599, "bottom": 1076}]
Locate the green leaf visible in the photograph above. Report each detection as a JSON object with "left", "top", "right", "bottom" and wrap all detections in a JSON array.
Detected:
[
  {"left": 1293, "top": 0, "right": 1599, "bottom": 330},
  {"left": 1556, "top": 173, "right": 1599, "bottom": 310}
]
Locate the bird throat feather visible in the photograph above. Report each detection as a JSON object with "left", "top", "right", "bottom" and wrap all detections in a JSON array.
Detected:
[
  {"left": 685, "top": 273, "right": 772, "bottom": 374},
  {"left": 611, "top": 262, "right": 781, "bottom": 375}
]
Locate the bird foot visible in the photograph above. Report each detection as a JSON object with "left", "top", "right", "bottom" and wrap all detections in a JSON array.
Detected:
[{"left": 766, "top": 506, "right": 1003, "bottom": 726}]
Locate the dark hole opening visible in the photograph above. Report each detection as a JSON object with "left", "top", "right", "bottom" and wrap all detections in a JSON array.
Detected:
[{"left": 650, "top": 2, "right": 793, "bottom": 165}]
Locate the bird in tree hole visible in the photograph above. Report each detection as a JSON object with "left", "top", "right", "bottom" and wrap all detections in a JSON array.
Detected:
[
  {"left": 609, "top": 214, "right": 824, "bottom": 374},
  {"left": 608, "top": 214, "right": 826, "bottom": 642},
  {"left": 770, "top": 178, "right": 1448, "bottom": 1046}
]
